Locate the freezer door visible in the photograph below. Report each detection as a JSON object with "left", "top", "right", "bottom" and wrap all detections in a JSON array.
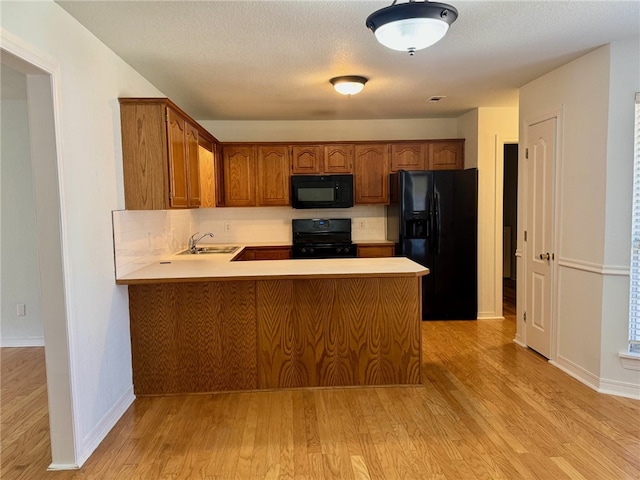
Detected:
[
  {"left": 427, "top": 169, "right": 478, "bottom": 320},
  {"left": 400, "top": 170, "right": 431, "bottom": 213}
]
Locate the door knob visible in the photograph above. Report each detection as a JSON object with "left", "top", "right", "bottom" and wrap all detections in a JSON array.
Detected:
[{"left": 539, "top": 252, "right": 550, "bottom": 261}]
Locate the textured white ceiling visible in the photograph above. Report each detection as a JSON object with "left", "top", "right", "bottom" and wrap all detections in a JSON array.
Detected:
[{"left": 56, "top": 0, "right": 640, "bottom": 121}]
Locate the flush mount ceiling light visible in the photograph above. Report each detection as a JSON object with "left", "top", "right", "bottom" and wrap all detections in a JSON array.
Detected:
[
  {"left": 366, "top": 0, "right": 458, "bottom": 56},
  {"left": 330, "top": 76, "right": 368, "bottom": 96}
]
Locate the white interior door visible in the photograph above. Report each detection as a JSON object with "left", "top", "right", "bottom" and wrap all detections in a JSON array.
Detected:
[{"left": 525, "top": 117, "right": 556, "bottom": 358}]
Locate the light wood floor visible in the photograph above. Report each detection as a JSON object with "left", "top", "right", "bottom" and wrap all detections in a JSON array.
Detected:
[{"left": 2, "top": 319, "right": 639, "bottom": 479}]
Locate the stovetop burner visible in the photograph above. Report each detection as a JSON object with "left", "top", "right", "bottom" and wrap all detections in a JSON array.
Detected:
[{"left": 292, "top": 218, "right": 356, "bottom": 259}]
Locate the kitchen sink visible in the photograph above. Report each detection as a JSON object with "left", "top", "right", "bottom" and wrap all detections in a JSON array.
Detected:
[{"left": 178, "top": 246, "right": 240, "bottom": 255}]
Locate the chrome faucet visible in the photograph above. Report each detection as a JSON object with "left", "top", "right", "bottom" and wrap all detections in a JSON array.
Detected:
[{"left": 188, "top": 232, "right": 214, "bottom": 253}]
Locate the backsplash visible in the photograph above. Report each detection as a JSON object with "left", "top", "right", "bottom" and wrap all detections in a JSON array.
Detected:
[
  {"left": 112, "top": 205, "right": 386, "bottom": 277},
  {"left": 112, "top": 209, "right": 195, "bottom": 277},
  {"left": 193, "top": 205, "right": 386, "bottom": 244}
]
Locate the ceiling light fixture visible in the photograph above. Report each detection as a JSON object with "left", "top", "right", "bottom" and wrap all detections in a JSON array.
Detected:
[
  {"left": 366, "top": 0, "right": 458, "bottom": 56},
  {"left": 330, "top": 76, "right": 368, "bottom": 96}
]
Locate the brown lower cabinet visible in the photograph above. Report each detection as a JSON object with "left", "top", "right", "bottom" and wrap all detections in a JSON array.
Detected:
[
  {"left": 233, "top": 246, "right": 292, "bottom": 261},
  {"left": 127, "top": 275, "right": 421, "bottom": 394},
  {"left": 234, "top": 245, "right": 393, "bottom": 260},
  {"left": 357, "top": 244, "right": 395, "bottom": 258}
]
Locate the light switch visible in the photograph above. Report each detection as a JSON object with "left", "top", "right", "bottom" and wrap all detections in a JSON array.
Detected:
[{"left": 16, "top": 303, "right": 26, "bottom": 316}]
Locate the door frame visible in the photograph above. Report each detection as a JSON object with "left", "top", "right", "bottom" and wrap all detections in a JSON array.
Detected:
[
  {"left": 495, "top": 135, "right": 519, "bottom": 319},
  {"left": 1, "top": 29, "right": 80, "bottom": 468},
  {"left": 517, "top": 107, "right": 564, "bottom": 362}
]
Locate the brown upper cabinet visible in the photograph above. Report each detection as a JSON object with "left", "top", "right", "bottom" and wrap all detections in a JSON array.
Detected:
[
  {"left": 221, "top": 144, "right": 291, "bottom": 207},
  {"left": 219, "top": 140, "right": 463, "bottom": 206},
  {"left": 291, "top": 145, "right": 322, "bottom": 174},
  {"left": 290, "top": 144, "right": 353, "bottom": 174},
  {"left": 222, "top": 145, "right": 256, "bottom": 207},
  {"left": 390, "top": 143, "right": 426, "bottom": 172},
  {"left": 198, "top": 137, "right": 216, "bottom": 208},
  {"left": 428, "top": 140, "right": 464, "bottom": 170},
  {"left": 257, "top": 145, "right": 290, "bottom": 206},
  {"left": 354, "top": 144, "right": 390, "bottom": 204},
  {"left": 119, "top": 98, "right": 218, "bottom": 210},
  {"left": 323, "top": 144, "right": 353, "bottom": 173}
]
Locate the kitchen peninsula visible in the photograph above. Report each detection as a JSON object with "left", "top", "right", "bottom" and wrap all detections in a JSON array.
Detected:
[{"left": 116, "top": 249, "right": 428, "bottom": 396}]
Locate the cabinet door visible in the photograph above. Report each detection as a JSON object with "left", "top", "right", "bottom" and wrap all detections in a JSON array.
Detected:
[
  {"left": 253, "top": 247, "right": 292, "bottom": 260},
  {"left": 223, "top": 145, "right": 256, "bottom": 206},
  {"left": 354, "top": 144, "right": 389, "bottom": 204},
  {"left": 120, "top": 102, "right": 169, "bottom": 210},
  {"left": 357, "top": 245, "right": 395, "bottom": 258},
  {"left": 390, "top": 143, "right": 426, "bottom": 172},
  {"left": 324, "top": 144, "right": 353, "bottom": 173},
  {"left": 428, "top": 141, "right": 464, "bottom": 170},
  {"left": 257, "top": 145, "right": 290, "bottom": 206},
  {"left": 167, "top": 108, "right": 188, "bottom": 207},
  {"left": 214, "top": 142, "right": 226, "bottom": 207},
  {"left": 198, "top": 138, "right": 215, "bottom": 208},
  {"left": 186, "top": 123, "right": 201, "bottom": 207},
  {"left": 232, "top": 249, "right": 255, "bottom": 261},
  {"left": 291, "top": 145, "right": 322, "bottom": 174},
  {"left": 233, "top": 247, "right": 292, "bottom": 261}
]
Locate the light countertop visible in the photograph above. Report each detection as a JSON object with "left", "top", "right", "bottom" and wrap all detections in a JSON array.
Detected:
[{"left": 116, "top": 244, "right": 428, "bottom": 285}]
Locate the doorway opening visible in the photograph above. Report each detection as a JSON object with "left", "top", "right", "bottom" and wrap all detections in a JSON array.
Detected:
[
  {"left": 1, "top": 45, "right": 77, "bottom": 469},
  {"left": 503, "top": 143, "right": 518, "bottom": 318}
]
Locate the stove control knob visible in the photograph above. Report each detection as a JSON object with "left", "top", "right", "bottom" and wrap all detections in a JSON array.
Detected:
[
  {"left": 301, "top": 247, "right": 307, "bottom": 254},
  {"left": 309, "top": 248, "right": 315, "bottom": 254},
  {"left": 336, "top": 247, "right": 342, "bottom": 254},
  {"left": 343, "top": 246, "right": 350, "bottom": 254}
]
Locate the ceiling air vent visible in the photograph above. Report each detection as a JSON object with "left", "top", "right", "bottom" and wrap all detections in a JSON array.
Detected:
[{"left": 426, "top": 95, "right": 446, "bottom": 103}]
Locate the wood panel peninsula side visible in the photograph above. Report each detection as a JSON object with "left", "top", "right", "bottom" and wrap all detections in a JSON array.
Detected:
[{"left": 117, "top": 255, "right": 428, "bottom": 396}]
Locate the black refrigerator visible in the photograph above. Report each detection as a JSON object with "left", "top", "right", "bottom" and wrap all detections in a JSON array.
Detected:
[{"left": 386, "top": 169, "right": 478, "bottom": 320}]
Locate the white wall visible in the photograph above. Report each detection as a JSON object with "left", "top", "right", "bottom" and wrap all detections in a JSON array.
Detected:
[
  {"left": 200, "top": 118, "right": 459, "bottom": 143},
  {"left": 1, "top": 66, "right": 44, "bottom": 346},
  {"left": 457, "top": 109, "right": 479, "bottom": 169},
  {"left": 1, "top": 0, "right": 165, "bottom": 467},
  {"left": 457, "top": 107, "right": 519, "bottom": 319},
  {"left": 600, "top": 37, "right": 640, "bottom": 396},
  {"left": 520, "top": 45, "right": 610, "bottom": 382},
  {"left": 518, "top": 39, "right": 640, "bottom": 398},
  {"left": 478, "top": 107, "right": 519, "bottom": 320}
]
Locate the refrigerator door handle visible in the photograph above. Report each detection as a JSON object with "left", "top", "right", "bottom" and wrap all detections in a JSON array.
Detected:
[
  {"left": 427, "top": 194, "right": 433, "bottom": 252},
  {"left": 434, "top": 192, "right": 440, "bottom": 254}
]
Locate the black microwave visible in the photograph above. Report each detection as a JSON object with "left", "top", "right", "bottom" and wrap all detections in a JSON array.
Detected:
[{"left": 291, "top": 174, "right": 354, "bottom": 209}]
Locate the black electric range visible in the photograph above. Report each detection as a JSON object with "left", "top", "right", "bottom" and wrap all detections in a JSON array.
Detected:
[{"left": 292, "top": 218, "right": 357, "bottom": 259}]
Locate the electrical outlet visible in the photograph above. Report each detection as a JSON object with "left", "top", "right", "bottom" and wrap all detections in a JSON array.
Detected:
[
  {"left": 224, "top": 222, "right": 231, "bottom": 232},
  {"left": 358, "top": 220, "right": 366, "bottom": 229},
  {"left": 16, "top": 304, "right": 26, "bottom": 316}
]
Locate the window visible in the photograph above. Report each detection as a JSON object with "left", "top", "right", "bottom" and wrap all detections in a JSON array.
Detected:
[{"left": 629, "top": 92, "right": 640, "bottom": 353}]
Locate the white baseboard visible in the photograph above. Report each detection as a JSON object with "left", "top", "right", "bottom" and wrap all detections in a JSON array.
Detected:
[
  {"left": 0, "top": 336, "right": 45, "bottom": 347},
  {"left": 47, "top": 463, "right": 80, "bottom": 471},
  {"left": 598, "top": 378, "right": 640, "bottom": 400},
  {"left": 513, "top": 335, "right": 526, "bottom": 348},
  {"left": 550, "top": 355, "right": 600, "bottom": 391},
  {"left": 477, "top": 314, "right": 504, "bottom": 320},
  {"left": 535, "top": 354, "right": 640, "bottom": 400},
  {"left": 77, "top": 386, "right": 135, "bottom": 467}
]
